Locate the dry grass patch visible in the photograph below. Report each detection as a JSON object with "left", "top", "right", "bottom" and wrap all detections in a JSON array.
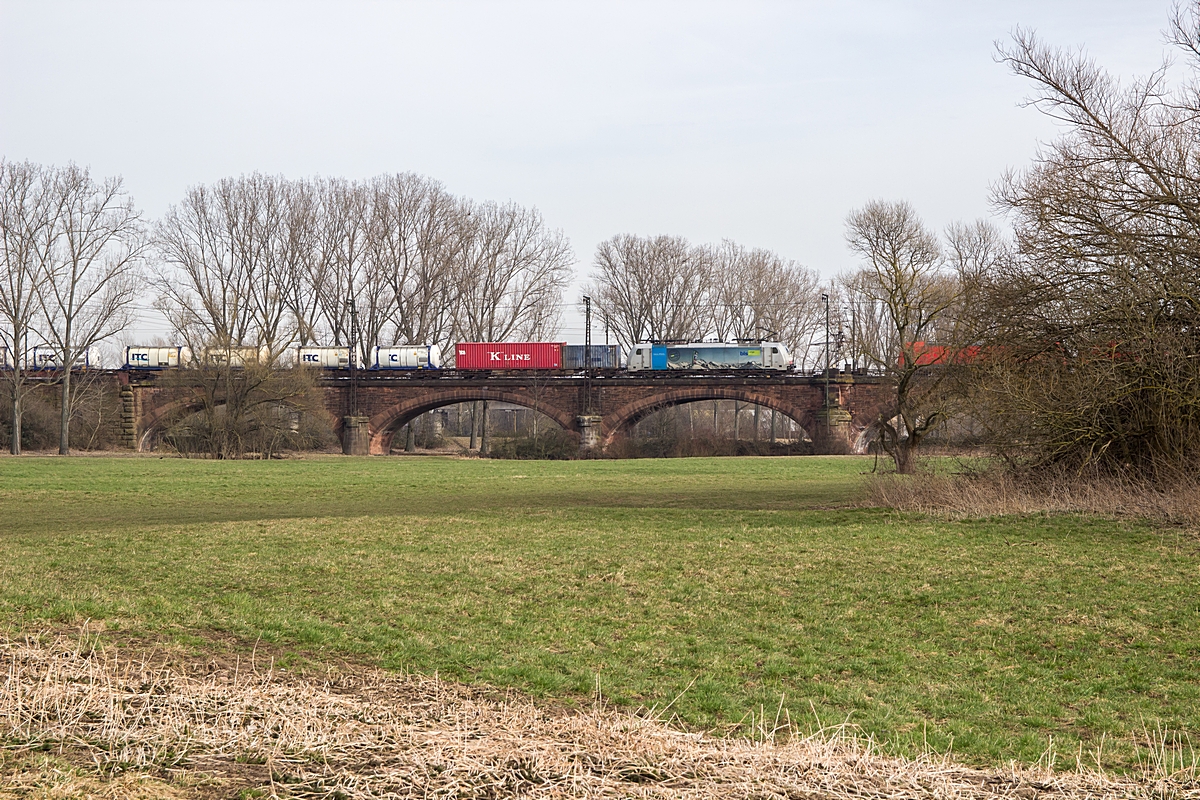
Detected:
[
  {"left": 866, "top": 466, "right": 1200, "bottom": 527},
  {"left": 2, "top": 633, "right": 1197, "bottom": 799}
]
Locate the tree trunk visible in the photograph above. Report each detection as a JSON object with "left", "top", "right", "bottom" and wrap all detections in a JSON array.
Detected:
[
  {"left": 770, "top": 409, "right": 776, "bottom": 444},
  {"left": 469, "top": 401, "right": 479, "bottom": 449},
  {"left": 405, "top": 423, "right": 415, "bottom": 452},
  {"left": 10, "top": 388, "right": 21, "bottom": 455},
  {"left": 753, "top": 405, "right": 760, "bottom": 441},
  {"left": 713, "top": 401, "right": 719, "bottom": 436},
  {"left": 59, "top": 366, "right": 71, "bottom": 455},
  {"left": 480, "top": 400, "right": 490, "bottom": 455},
  {"left": 733, "top": 401, "right": 740, "bottom": 441}
]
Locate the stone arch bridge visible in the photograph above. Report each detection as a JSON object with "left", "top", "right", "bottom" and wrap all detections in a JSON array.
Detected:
[{"left": 119, "top": 370, "right": 895, "bottom": 455}]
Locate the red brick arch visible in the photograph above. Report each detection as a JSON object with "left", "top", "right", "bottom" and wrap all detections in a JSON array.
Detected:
[
  {"left": 135, "top": 392, "right": 205, "bottom": 451},
  {"left": 602, "top": 386, "right": 816, "bottom": 449},
  {"left": 368, "top": 388, "right": 580, "bottom": 455}
]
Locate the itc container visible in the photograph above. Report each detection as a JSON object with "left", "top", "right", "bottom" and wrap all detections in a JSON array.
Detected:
[
  {"left": 562, "top": 344, "right": 624, "bottom": 370},
  {"left": 197, "top": 346, "right": 269, "bottom": 367},
  {"left": 30, "top": 347, "right": 97, "bottom": 370},
  {"left": 125, "top": 346, "right": 183, "bottom": 369},
  {"left": 372, "top": 345, "right": 442, "bottom": 370},
  {"left": 454, "top": 342, "right": 563, "bottom": 370},
  {"left": 297, "top": 346, "right": 351, "bottom": 369}
]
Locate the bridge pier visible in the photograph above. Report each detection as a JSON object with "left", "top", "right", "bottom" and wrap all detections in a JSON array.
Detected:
[
  {"left": 811, "top": 374, "right": 856, "bottom": 454},
  {"left": 812, "top": 405, "right": 854, "bottom": 454},
  {"left": 577, "top": 414, "right": 603, "bottom": 453},
  {"left": 342, "top": 415, "right": 370, "bottom": 455}
]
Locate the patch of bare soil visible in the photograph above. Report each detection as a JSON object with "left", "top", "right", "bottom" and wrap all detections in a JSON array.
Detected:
[{"left": 2, "top": 632, "right": 1195, "bottom": 799}]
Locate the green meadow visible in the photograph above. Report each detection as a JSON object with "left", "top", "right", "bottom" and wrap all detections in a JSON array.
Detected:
[{"left": 0, "top": 455, "right": 1196, "bottom": 769}]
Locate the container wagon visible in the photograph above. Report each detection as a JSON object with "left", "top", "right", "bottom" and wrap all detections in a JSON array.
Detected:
[
  {"left": 30, "top": 347, "right": 98, "bottom": 370},
  {"left": 125, "top": 346, "right": 184, "bottom": 369},
  {"left": 372, "top": 345, "right": 442, "bottom": 370},
  {"left": 562, "top": 344, "right": 624, "bottom": 370},
  {"left": 626, "top": 342, "right": 793, "bottom": 371},
  {"left": 297, "top": 346, "right": 355, "bottom": 369},
  {"left": 196, "top": 346, "right": 270, "bottom": 367},
  {"left": 454, "top": 342, "right": 563, "bottom": 370}
]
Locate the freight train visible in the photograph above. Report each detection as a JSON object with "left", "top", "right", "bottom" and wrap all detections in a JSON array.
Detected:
[{"left": 119, "top": 340, "right": 795, "bottom": 372}]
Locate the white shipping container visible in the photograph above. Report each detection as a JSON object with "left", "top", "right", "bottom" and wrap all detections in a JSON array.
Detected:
[
  {"left": 125, "top": 346, "right": 182, "bottom": 369},
  {"left": 373, "top": 345, "right": 442, "bottom": 369},
  {"left": 198, "top": 346, "right": 268, "bottom": 367},
  {"left": 296, "top": 346, "right": 353, "bottom": 369},
  {"left": 30, "top": 347, "right": 97, "bottom": 369}
]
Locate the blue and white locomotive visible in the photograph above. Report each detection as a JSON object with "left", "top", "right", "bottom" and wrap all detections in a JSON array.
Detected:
[{"left": 626, "top": 342, "right": 794, "bottom": 371}]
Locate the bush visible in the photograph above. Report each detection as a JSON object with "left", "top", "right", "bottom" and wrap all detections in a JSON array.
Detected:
[
  {"left": 488, "top": 428, "right": 578, "bottom": 460},
  {"left": 157, "top": 365, "right": 335, "bottom": 459},
  {"left": 0, "top": 377, "right": 123, "bottom": 452},
  {"left": 865, "top": 461, "right": 1200, "bottom": 525}
]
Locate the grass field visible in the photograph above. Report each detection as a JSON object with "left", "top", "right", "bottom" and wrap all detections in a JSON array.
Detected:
[{"left": 0, "top": 454, "right": 1197, "bottom": 771}]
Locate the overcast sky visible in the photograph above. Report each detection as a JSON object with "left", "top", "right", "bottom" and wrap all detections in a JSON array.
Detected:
[{"left": 0, "top": 1, "right": 1178, "bottom": 343}]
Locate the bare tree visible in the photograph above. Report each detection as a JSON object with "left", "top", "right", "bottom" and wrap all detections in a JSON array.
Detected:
[
  {"left": 587, "top": 234, "right": 710, "bottom": 350},
  {"left": 36, "top": 165, "right": 143, "bottom": 455},
  {"left": 972, "top": 8, "right": 1200, "bottom": 475},
  {"left": 842, "top": 200, "right": 964, "bottom": 473},
  {"left": 0, "top": 161, "right": 53, "bottom": 454},
  {"left": 709, "top": 240, "right": 822, "bottom": 354},
  {"left": 279, "top": 179, "right": 324, "bottom": 346},
  {"left": 155, "top": 174, "right": 295, "bottom": 359},
  {"left": 367, "top": 173, "right": 461, "bottom": 355},
  {"left": 315, "top": 179, "right": 377, "bottom": 354},
  {"left": 453, "top": 201, "right": 573, "bottom": 343},
  {"left": 454, "top": 201, "right": 573, "bottom": 453}
]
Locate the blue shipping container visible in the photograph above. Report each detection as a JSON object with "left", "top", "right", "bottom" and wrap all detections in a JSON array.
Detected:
[{"left": 562, "top": 344, "right": 624, "bottom": 369}]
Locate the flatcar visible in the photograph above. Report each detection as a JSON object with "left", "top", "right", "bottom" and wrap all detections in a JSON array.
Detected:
[{"left": 626, "top": 342, "right": 793, "bottom": 371}]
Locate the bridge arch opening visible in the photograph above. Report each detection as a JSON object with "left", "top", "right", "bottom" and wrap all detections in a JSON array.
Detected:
[
  {"left": 630, "top": 399, "right": 810, "bottom": 443},
  {"left": 136, "top": 398, "right": 206, "bottom": 452},
  {"left": 369, "top": 390, "right": 579, "bottom": 455},
  {"left": 603, "top": 387, "right": 816, "bottom": 451}
]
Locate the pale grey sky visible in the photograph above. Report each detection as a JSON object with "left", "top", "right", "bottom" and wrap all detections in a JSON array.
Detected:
[{"left": 0, "top": 1, "right": 1176, "bottom": 343}]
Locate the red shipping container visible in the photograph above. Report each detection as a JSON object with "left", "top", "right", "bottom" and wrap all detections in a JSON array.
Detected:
[{"left": 454, "top": 342, "right": 564, "bottom": 370}]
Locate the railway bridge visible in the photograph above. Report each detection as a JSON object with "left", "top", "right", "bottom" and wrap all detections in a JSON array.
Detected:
[{"left": 120, "top": 370, "right": 895, "bottom": 455}]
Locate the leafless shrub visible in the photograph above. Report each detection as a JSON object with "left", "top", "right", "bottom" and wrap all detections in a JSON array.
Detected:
[
  {"left": 0, "top": 376, "right": 121, "bottom": 452},
  {"left": 865, "top": 464, "right": 1200, "bottom": 526},
  {"left": 975, "top": 5, "right": 1200, "bottom": 479},
  {"left": 157, "top": 363, "right": 333, "bottom": 459},
  {"left": 3, "top": 632, "right": 1194, "bottom": 799}
]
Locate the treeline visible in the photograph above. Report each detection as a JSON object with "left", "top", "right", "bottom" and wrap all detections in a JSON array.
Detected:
[
  {"left": 155, "top": 173, "right": 573, "bottom": 361},
  {"left": 585, "top": 235, "right": 824, "bottom": 366}
]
